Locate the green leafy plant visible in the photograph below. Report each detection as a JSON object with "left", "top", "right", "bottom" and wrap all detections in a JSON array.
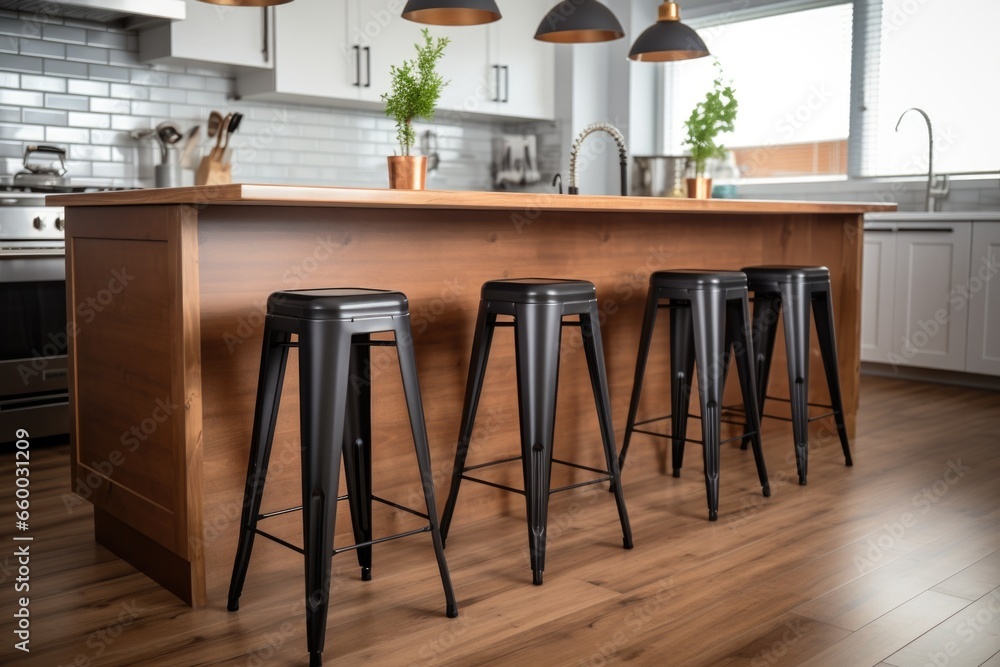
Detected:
[
  {"left": 381, "top": 28, "right": 450, "bottom": 157},
  {"left": 683, "top": 61, "right": 738, "bottom": 177}
]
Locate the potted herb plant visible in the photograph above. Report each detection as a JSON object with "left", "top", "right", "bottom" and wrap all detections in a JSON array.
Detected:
[
  {"left": 381, "top": 29, "right": 449, "bottom": 190},
  {"left": 682, "top": 62, "right": 738, "bottom": 198}
]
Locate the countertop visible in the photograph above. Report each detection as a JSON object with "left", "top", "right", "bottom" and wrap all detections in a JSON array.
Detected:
[
  {"left": 48, "top": 184, "right": 896, "bottom": 214},
  {"left": 865, "top": 211, "right": 1000, "bottom": 222}
]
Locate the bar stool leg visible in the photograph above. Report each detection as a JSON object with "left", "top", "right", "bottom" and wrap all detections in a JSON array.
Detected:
[
  {"left": 781, "top": 282, "right": 812, "bottom": 485},
  {"left": 228, "top": 322, "right": 291, "bottom": 612},
  {"left": 811, "top": 288, "right": 853, "bottom": 466},
  {"left": 513, "top": 302, "right": 562, "bottom": 585},
  {"left": 341, "top": 334, "right": 373, "bottom": 581},
  {"left": 619, "top": 287, "right": 660, "bottom": 471},
  {"left": 669, "top": 302, "right": 695, "bottom": 478},
  {"left": 394, "top": 319, "right": 459, "bottom": 618},
  {"left": 579, "top": 303, "right": 633, "bottom": 550},
  {"left": 690, "top": 289, "right": 726, "bottom": 521},
  {"left": 299, "top": 320, "right": 352, "bottom": 667},
  {"left": 741, "top": 295, "right": 781, "bottom": 450},
  {"left": 440, "top": 303, "right": 497, "bottom": 543},
  {"left": 729, "top": 298, "right": 771, "bottom": 497}
]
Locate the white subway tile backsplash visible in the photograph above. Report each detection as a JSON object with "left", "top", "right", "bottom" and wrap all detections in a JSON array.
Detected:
[
  {"left": 129, "top": 69, "right": 169, "bottom": 87},
  {"left": 69, "top": 144, "right": 110, "bottom": 161},
  {"left": 108, "top": 49, "right": 139, "bottom": 67},
  {"left": 66, "top": 44, "right": 106, "bottom": 64},
  {"left": 42, "top": 24, "right": 87, "bottom": 45},
  {"left": 19, "top": 37, "right": 64, "bottom": 58},
  {"left": 67, "top": 79, "right": 107, "bottom": 97},
  {"left": 20, "top": 73, "right": 64, "bottom": 92},
  {"left": 109, "top": 83, "right": 147, "bottom": 100},
  {"left": 149, "top": 87, "right": 185, "bottom": 103},
  {"left": 46, "top": 93, "right": 88, "bottom": 111},
  {"left": 86, "top": 30, "right": 127, "bottom": 49},
  {"left": 169, "top": 73, "right": 205, "bottom": 91},
  {"left": 0, "top": 140, "right": 21, "bottom": 158},
  {"left": 0, "top": 89, "right": 42, "bottom": 106},
  {"left": 90, "top": 97, "right": 129, "bottom": 114},
  {"left": 43, "top": 126, "right": 87, "bottom": 143},
  {"left": 0, "top": 71, "right": 16, "bottom": 87},
  {"left": 23, "top": 108, "right": 66, "bottom": 126},
  {"left": 67, "top": 111, "right": 110, "bottom": 129},
  {"left": 110, "top": 115, "right": 149, "bottom": 131},
  {"left": 1, "top": 53, "right": 42, "bottom": 73},
  {"left": 0, "top": 107, "right": 18, "bottom": 122},
  {"left": 87, "top": 64, "right": 129, "bottom": 81},
  {"left": 43, "top": 58, "right": 86, "bottom": 77},
  {"left": 130, "top": 101, "right": 169, "bottom": 117}
]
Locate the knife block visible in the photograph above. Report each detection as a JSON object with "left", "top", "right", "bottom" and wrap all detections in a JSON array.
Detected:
[{"left": 195, "top": 154, "right": 231, "bottom": 186}]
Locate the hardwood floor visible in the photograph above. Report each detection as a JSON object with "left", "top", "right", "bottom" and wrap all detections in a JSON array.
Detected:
[{"left": 2, "top": 375, "right": 999, "bottom": 666}]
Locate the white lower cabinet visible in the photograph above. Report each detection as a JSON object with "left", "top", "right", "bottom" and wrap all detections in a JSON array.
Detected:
[
  {"left": 966, "top": 223, "right": 1000, "bottom": 375},
  {"left": 862, "top": 219, "right": 1000, "bottom": 377}
]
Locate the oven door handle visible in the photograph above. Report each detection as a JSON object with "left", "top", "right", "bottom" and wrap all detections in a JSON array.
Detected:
[
  {"left": 42, "top": 368, "right": 68, "bottom": 380},
  {"left": 0, "top": 249, "right": 66, "bottom": 259}
]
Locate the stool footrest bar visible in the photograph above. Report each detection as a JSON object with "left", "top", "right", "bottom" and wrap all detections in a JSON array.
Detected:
[
  {"left": 459, "top": 474, "right": 525, "bottom": 495},
  {"left": 371, "top": 494, "right": 429, "bottom": 520},
  {"left": 333, "top": 526, "right": 432, "bottom": 555}
]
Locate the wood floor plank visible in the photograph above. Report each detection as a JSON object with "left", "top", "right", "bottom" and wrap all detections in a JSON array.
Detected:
[
  {"left": 797, "top": 591, "right": 971, "bottom": 667},
  {"left": 933, "top": 552, "right": 1000, "bottom": 601},
  {"left": 884, "top": 587, "right": 1000, "bottom": 667}
]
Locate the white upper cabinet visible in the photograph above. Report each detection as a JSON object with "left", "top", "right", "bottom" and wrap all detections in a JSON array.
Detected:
[
  {"left": 239, "top": 0, "right": 423, "bottom": 104},
  {"left": 487, "top": 1, "right": 554, "bottom": 120},
  {"left": 435, "top": 2, "right": 555, "bottom": 120},
  {"left": 237, "top": 0, "right": 554, "bottom": 120},
  {"left": 139, "top": 0, "right": 274, "bottom": 69}
]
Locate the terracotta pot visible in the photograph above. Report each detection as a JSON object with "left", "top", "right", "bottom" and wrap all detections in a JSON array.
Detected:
[
  {"left": 685, "top": 176, "right": 713, "bottom": 199},
  {"left": 387, "top": 155, "right": 427, "bottom": 190}
]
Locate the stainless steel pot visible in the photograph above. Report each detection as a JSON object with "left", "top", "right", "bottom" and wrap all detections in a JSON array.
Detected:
[{"left": 630, "top": 155, "right": 687, "bottom": 197}]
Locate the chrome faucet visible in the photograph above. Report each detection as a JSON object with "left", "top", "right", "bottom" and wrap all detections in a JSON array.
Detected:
[
  {"left": 568, "top": 122, "right": 627, "bottom": 196},
  {"left": 895, "top": 107, "right": 949, "bottom": 212}
]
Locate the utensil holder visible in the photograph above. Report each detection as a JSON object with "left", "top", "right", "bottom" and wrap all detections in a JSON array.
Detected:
[{"left": 196, "top": 155, "right": 231, "bottom": 186}]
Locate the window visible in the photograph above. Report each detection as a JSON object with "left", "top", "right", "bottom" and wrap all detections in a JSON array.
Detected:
[
  {"left": 659, "top": 0, "right": 1000, "bottom": 180},
  {"left": 662, "top": 3, "right": 854, "bottom": 179},
  {"left": 866, "top": 0, "right": 1000, "bottom": 176}
]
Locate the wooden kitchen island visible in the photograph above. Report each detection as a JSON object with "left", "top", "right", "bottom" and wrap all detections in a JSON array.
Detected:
[{"left": 50, "top": 185, "right": 894, "bottom": 607}]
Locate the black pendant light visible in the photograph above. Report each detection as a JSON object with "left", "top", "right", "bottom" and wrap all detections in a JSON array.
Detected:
[
  {"left": 629, "top": 1, "right": 709, "bottom": 61},
  {"left": 535, "top": 0, "right": 624, "bottom": 44},
  {"left": 401, "top": 0, "right": 501, "bottom": 26},
  {"left": 197, "top": 0, "right": 292, "bottom": 6}
]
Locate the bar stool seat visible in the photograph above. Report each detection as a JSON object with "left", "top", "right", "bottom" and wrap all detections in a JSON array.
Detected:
[
  {"left": 440, "top": 278, "right": 633, "bottom": 585},
  {"left": 618, "top": 270, "right": 771, "bottom": 521},
  {"left": 227, "top": 287, "right": 458, "bottom": 667},
  {"left": 738, "top": 265, "right": 853, "bottom": 485}
]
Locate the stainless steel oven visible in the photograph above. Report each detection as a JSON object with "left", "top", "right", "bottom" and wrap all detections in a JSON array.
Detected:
[{"left": 0, "top": 192, "right": 69, "bottom": 442}]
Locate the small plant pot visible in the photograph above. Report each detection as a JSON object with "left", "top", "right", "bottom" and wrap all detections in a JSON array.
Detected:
[
  {"left": 685, "top": 176, "right": 713, "bottom": 199},
  {"left": 387, "top": 155, "right": 427, "bottom": 190}
]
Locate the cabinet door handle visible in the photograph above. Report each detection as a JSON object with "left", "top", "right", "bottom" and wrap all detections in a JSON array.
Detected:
[
  {"left": 492, "top": 65, "right": 500, "bottom": 102},
  {"left": 863, "top": 228, "right": 894, "bottom": 232},
  {"left": 897, "top": 227, "right": 955, "bottom": 233},
  {"left": 261, "top": 8, "right": 270, "bottom": 63},
  {"left": 364, "top": 46, "right": 371, "bottom": 88},
  {"left": 501, "top": 65, "right": 509, "bottom": 103},
  {"left": 353, "top": 45, "right": 361, "bottom": 86}
]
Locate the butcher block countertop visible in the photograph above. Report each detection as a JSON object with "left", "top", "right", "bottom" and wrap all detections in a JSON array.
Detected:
[{"left": 49, "top": 184, "right": 895, "bottom": 214}]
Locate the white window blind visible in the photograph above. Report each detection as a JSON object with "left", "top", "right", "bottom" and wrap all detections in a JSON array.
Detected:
[{"left": 865, "top": 0, "right": 1000, "bottom": 176}]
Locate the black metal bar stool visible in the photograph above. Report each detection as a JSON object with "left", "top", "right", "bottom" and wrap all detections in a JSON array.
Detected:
[
  {"left": 738, "top": 266, "right": 853, "bottom": 485},
  {"left": 439, "top": 278, "right": 633, "bottom": 585},
  {"left": 617, "top": 270, "right": 770, "bottom": 521},
  {"left": 227, "top": 288, "right": 458, "bottom": 667}
]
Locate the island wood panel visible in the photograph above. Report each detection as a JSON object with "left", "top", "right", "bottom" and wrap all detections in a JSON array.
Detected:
[
  {"left": 192, "top": 205, "right": 863, "bottom": 597},
  {"left": 61, "top": 197, "right": 874, "bottom": 607},
  {"left": 65, "top": 205, "right": 206, "bottom": 606}
]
